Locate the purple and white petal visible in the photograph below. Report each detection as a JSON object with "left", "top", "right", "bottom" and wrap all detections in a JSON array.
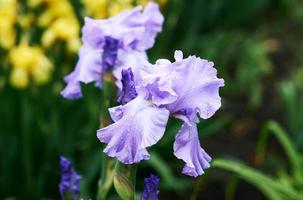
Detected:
[
  {"left": 166, "top": 51, "right": 224, "bottom": 119},
  {"left": 141, "top": 50, "right": 224, "bottom": 119},
  {"left": 173, "top": 122, "right": 211, "bottom": 177},
  {"left": 61, "top": 71, "right": 83, "bottom": 99},
  {"left": 61, "top": 45, "right": 103, "bottom": 99},
  {"left": 97, "top": 96, "right": 169, "bottom": 164},
  {"left": 135, "top": 2, "right": 164, "bottom": 51},
  {"left": 82, "top": 2, "right": 163, "bottom": 51}
]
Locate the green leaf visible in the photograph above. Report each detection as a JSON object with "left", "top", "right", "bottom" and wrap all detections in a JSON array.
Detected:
[
  {"left": 212, "top": 158, "right": 301, "bottom": 200},
  {"left": 256, "top": 121, "right": 303, "bottom": 184}
]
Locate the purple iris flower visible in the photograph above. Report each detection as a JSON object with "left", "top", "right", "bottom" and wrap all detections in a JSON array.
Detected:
[
  {"left": 97, "top": 50, "right": 224, "bottom": 177},
  {"left": 140, "top": 174, "right": 160, "bottom": 200},
  {"left": 61, "top": 2, "right": 164, "bottom": 99},
  {"left": 59, "top": 156, "right": 81, "bottom": 199}
]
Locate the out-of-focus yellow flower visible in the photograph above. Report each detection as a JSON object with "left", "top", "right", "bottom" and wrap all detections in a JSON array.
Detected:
[
  {"left": 82, "top": 0, "right": 168, "bottom": 19},
  {"left": 37, "top": 0, "right": 75, "bottom": 27},
  {"left": 35, "top": 0, "right": 80, "bottom": 53},
  {"left": 0, "top": 0, "right": 17, "bottom": 49},
  {"left": 42, "top": 17, "right": 81, "bottom": 52},
  {"left": 136, "top": 0, "right": 167, "bottom": 6},
  {"left": 28, "top": 0, "right": 43, "bottom": 8},
  {"left": 108, "top": 1, "right": 133, "bottom": 16},
  {"left": 82, "top": 0, "right": 108, "bottom": 19},
  {"left": 9, "top": 42, "right": 53, "bottom": 89},
  {"left": 18, "top": 13, "right": 35, "bottom": 29}
]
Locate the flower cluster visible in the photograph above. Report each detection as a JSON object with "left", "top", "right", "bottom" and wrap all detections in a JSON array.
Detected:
[
  {"left": 61, "top": 2, "right": 164, "bottom": 99},
  {"left": 59, "top": 156, "right": 81, "bottom": 199},
  {"left": 62, "top": 2, "right": 224, "bottom": 177}
]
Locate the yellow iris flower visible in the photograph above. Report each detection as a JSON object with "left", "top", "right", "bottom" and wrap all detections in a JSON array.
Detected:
[
  {"left": 0, "top": 0, "right": 17, "bottom": 49},
  {"left": 32, "top": 0, "right": 81, "bottom": 53},
  {"left": 9, "top": 42, "right": 53, "bottom": 89},
  {"left": 82, "top": 0, "right": 167, "bottom": 19}
]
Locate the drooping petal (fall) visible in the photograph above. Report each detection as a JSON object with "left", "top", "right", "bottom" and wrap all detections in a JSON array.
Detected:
[
  {"left": 174, "top": 122, "right": 211, "bottom": 177},
  {"left": 97, "top": 96, "right": 169, "bottom": 164}
]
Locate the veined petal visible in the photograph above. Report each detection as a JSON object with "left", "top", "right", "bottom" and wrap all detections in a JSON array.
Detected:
[
  {"left": 97, "top": 96, "right": 169, "bottom": 164},
  {"left": 173, "top": 122, "right": 211, "bottom": 177}
]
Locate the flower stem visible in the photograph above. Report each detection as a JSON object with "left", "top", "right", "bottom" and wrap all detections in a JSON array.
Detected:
[
  {"left": 97, "top": 155, "right": 115, "bottom": 200},
  {"left": 113, "top": 161, "right": 137, "bottom": 200}
]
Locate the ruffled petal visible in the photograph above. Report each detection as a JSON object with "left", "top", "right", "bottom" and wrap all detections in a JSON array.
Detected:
[
  {"left": 173, "top": 122, "right": 211, "bottom": 177},
  {"left": 61, "top": 45, "right": 103, "bottom": 99},
  {"left": 167, "top": 51, "right": 224, "bottom": 119},
  {"left": 61, "top": 68, "right": 83, "bottom": 99},
  {"left": 135, "top": 2, "right": 164, "bottom": 51},
  {"left": 97, "top": 96, "right": 169, "bottom": 164},
  {"left": 83, "top": 2, "right": 163, "bottom": 51},
  {"left": 141, "top": 50, "right": 224, "bottom": 119}
]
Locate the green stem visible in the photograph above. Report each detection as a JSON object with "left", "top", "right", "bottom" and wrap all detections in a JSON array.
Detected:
[
  {"left": 21, "top": 92, "right": 32, "bottom": 197},
  {"left": 113, "top": 161, "right": 137, "bottom": 200},
  {"left": 97, "top": 155, "right": 115, "bottom": 200}
]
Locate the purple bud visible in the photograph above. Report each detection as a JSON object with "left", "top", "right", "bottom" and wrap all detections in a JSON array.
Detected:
[
  {"left": 59, "top": 156, "right": 81, "bottom": 199},
  {"left": 140, "top": 174, "right": 160, "bottom": 200},
  {"left": 118, "top": 68, "right": 138, "bottom": 104}
]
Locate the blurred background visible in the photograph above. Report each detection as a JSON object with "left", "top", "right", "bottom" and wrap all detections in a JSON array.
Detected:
[{"left": 1, "top": 0, "right": 303, "bottom": 199}]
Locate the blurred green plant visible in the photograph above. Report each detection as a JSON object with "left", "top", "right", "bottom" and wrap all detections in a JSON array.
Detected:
[
  {"left": 212, "top": 121, "right": 303, "bottom": 200},
  {"left": 279, "top": 81, "right": 303, "bottom": 150}
]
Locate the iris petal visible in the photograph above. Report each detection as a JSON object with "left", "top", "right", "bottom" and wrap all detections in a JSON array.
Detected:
[
  {"left": 173, "top": 122, "right": 211, "bottom": 177},
  {"left": 97, "top": 96, "right": 169, "bottom": 164}
]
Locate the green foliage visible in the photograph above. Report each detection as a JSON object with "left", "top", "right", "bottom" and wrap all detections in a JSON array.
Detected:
[
  {"left": 213, "top": 158, "right": 303, "bottom": 200},
  {"left": 279, "top": 81, "right": 303, "bottom": 150},
  {"left": 213, "top": 121, "right": 303, "bottom": 200}
]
